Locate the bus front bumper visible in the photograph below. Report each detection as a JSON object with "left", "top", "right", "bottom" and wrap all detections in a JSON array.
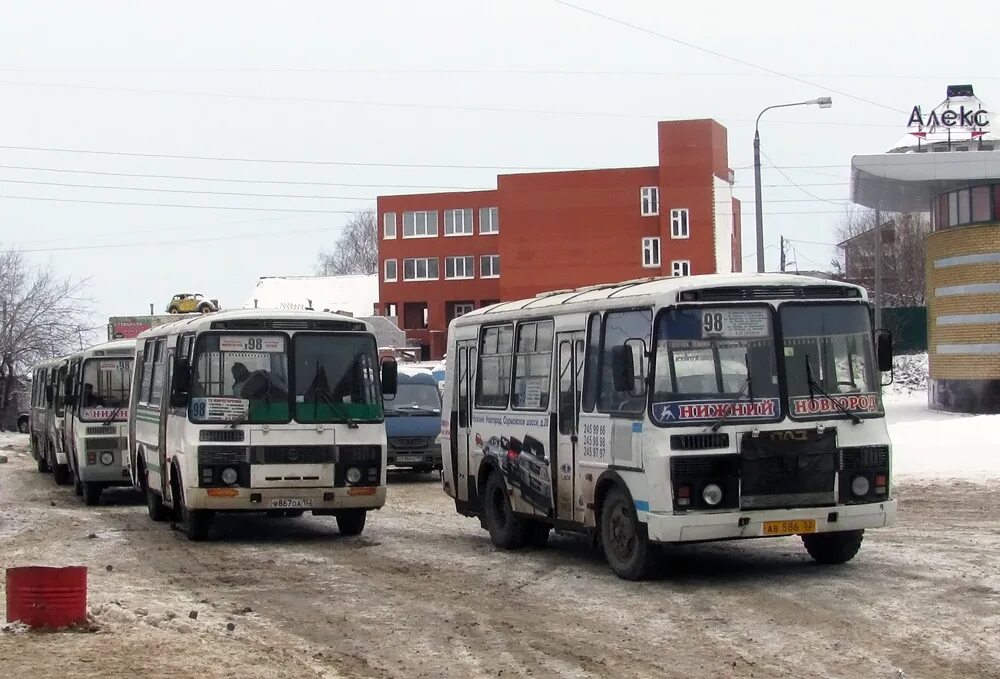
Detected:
[
  {"left": 187, "top": 485, "right": 387, "bottom": 512},
  {"left": 641, "top": 499, "right": 897, "bottom": 544}
]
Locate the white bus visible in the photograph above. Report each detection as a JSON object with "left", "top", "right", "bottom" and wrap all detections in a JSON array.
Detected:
[
  {"left": 29, "top": 355, "right": 72, "bottom": 484},
  {"left": 441, "top": 274, "right": 896, "bottom": 580},
  {"left": 62, "top": 339, "right": 136, "bottom": 505},
  {"left": 128, "top": 309, "right": 397, "bottom": 541}
]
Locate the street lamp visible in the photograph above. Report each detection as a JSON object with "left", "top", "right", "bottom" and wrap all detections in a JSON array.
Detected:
[{"left": 753, "top": 96, "right": 833, "bottom": 273}]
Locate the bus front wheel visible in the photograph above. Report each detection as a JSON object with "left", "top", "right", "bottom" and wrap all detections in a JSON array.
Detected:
[
  {"left": 53, "top": 463, "right": 71, "bottom": 486},
  {"left": 600, "top": 487, "right": 656, "bottom": 581},
  {"left": 483, "top": 471, "right": 525, "bottom": 549},
  {"left": 336, "top": 509, "right": 366, "bottom": 536},
  {"left": 802, "top": 529, "right": 864, "bottom": 565},
  {"left": 144, "top": 471, "right": 168, "bottom": 522},
  {"left": 181, "top": 505, "right": 212, "bottom": 541},
  {"left": 82, "top": 482, "right": 102, "bottom": 506},
  {"left": 36, "top": 454, "right": 49, "bottom": 473}
]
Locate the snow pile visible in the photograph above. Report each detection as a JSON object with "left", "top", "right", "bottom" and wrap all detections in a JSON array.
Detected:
[
  {"left": 886, "top": 393, "right": 1000, "bottom": 480},
  {"left": 886, "top": 352, "right": 928, "bottom": 395},
  {"left": 244, "top": 274, "right": 378, "bottom": 318}
]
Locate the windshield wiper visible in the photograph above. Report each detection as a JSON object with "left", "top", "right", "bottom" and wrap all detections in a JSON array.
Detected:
[
  {"left": 805, "top": 355, "right": 861, "bottom": 425},
  {"left": 229, "top": 410, "right": 249, "bottom": 430},
  {"left": 316, "top": 387, "right": 359, "bottom": 429},
  {"left": 708, "top": 353, "right": 754, "bottom": 433},
  {"left": 102, "top": 405, "right": 125, "bottom": 426},
  {"left": 396, "top": 404, "right": 440, "bottom": 415}
]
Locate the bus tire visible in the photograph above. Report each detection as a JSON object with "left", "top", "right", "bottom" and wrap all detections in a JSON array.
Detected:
[
  {"left": 74, "top": 472, "right": 83, "bottom": 497},
  {"left": 145, "top": 483, "right": 168, "bottom": 522},
  {"left": 483, "top": 471, "right": 525, "bottom": 549},
  {"left": 802, "top": 529, "right": 864, "bottom": 565},
  {"left": 336, "top": 509, "right": 366, "bottom": 536},
  {"left": 53, "top": 463, "right": 71, "bottom": 486},
  {"left": 36, "top": 454, "right": 50, "bottom": 473},
  {"left": 525, "top": 521, "right": 550, "bottom": 549},
  {"left": 600, "top": 487, "right": 656, "bottom": 581},
  {"left": 82, "top": 482, "right": 102, "bottom": 506},
  {"left": 182, "top": 505, "right": 213, "bottom": 541}
]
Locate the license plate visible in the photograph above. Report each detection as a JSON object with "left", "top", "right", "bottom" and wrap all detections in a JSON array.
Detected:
[
  {"left": 395, "top": 454, "right": 423, "bottom": 463},
  {"left": 269, "top": 498, "right": 314, "bottom": 509},
  {"left": 762, "top": 519, "right": 817, "bottom": 536}
]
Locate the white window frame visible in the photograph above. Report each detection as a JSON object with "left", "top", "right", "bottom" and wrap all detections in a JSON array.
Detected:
[
  {"left": 480, "top": 254, "right": 500, "bottom": 279},
  {"left": 402, "top": 211, "right": 439, "bottom": 239},
  {"left": 640, "top": 187, "right": 659, "bottom": 217},
  {"left": 452, "top": 302, "right": 474, "bottom": 319},
  {"left": 671, "top": 259, "right": 691, "bottom": 277},
  {"left": 444, "top": 208, "right": 474, "bottom": 236},
  {"left": 641, "top": 237, "right": 660, "bottom": 268},
  {"left": 670, "top": 208, "right": 690, "bottom": 239},
  {"left": 479, "top": 206, "right": 499, "bottom": 235},
  {"left": 383, "top": 212, "right": 397, "bottom": 239},
  {"left": 383, "top": 258, "right": 398, "bottom": 282},
  {"left": 445, "top": 255, "right": 475, "bottom": 280},
  {"left": 403, "top": 257, "right": 440, "bottom": 281}
]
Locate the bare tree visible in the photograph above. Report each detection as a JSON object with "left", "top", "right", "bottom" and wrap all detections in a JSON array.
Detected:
[
  {"left": 833, "top": 208, "right": 930, "bottom": 307},
  {"left": 0, "top": 250, "right": 95, "bottom": 421},
  {"left": 316, "top": 210, "right": 378, "bottom": 276}
]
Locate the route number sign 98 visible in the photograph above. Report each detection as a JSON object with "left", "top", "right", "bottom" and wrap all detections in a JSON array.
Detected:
[
  {"left": 218, "top": 336, "right": 285, "bottom": 353},
  {"left": 700, "top": 309, "right": 770, "bottom": 338}
]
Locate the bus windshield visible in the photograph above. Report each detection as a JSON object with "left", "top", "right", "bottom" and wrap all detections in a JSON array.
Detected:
[
  {"left": 293, "top": 334, "right": 382, "bottom": 423},
  {"left": 190, "top": 334, "right": 290, "bottom": 423},
  {"left": 780, "top": 303, "right": 881, "bottom": 419},
  {"left": 651, "top": 306, "right": 780, "bottom": 425},
  {"left": 80, "top": 357, "right": 133, "bottom": 421}
]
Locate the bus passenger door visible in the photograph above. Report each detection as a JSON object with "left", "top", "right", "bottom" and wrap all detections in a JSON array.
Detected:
[
  {"left": 454, "top": 340, "right": 477, "bottom": 502},
  {"left": 555, "top": 332, "right": 585, "bottom": 522},
  {"left": 157, "top": 344, "right": 173, "bottom": 498}
]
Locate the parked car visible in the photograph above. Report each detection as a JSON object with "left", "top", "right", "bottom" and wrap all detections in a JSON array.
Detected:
[
  {"left": 383, "top": 367, "right": 442, "bottom": 474},
  {"left": 166, "top": 293, "right": 220, "bottom": 314}
]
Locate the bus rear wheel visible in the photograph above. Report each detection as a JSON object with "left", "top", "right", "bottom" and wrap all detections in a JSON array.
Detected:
[
  {"left": 336, "top": 509, "right": 366, "bottom": 536},
  {"left": 802, "top": 529, "right": 864, "bottom": 565},
  {"left": 600, "top": 487, "right": 656, "bottom": 581},
  {"left": 483, "top": 471, "right": 525, "bottom": 549}
]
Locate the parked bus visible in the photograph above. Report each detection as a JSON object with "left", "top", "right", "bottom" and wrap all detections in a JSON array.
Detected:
[
  {"left": 128, "top": 309, "right": 397, "bottom": 541},
  {"left": 441, "top": 274, "right": 896, "bottom": 580},
  {"left": 29, "top": 355, "right": 72, "bottom": 484},
  {"left": 62, "top": 339, "right": 136, "bottom": 505}
]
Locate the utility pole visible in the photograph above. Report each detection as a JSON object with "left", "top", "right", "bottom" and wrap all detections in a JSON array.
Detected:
[
  {"left": 874, "top": 209, "right": 883, "bottom": 330},
  {"left": 780, "top": 236, "right": 787, "bottom": 272}
]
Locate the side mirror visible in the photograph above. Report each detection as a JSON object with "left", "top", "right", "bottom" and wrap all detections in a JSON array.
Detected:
[
  {"left": 875, "top": 329, "right": 893, "bottom": 372},
  {"left": 611, "top": 345, "right": 636, "bottom": 393},
  {"left": 65, "top": 393, "right": 78, "bottom": 406},
  {"left": 381, "top": 359, "right": 398, "bottom": 396},
  {"left": 44, "top": 385, "right": 54, "bottom": 404},
  {"left": 63, "top": 378, "right": 73, "bottom": 397}
]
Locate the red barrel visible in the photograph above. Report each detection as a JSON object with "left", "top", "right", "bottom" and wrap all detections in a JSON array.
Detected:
[{"left": 5, "top": 566, "right": 88, "bottom": 628}]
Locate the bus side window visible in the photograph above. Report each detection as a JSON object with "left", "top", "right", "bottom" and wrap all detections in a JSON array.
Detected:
[
  {"left": 581, "top": 313, "right": 601, "bottom": 413},
  {"left": 598, "top": 309, "right": 652, "bottom": 415}
]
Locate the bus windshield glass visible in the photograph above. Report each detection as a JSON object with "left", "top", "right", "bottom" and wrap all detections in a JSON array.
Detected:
[
  {"left": 651, "top": 306, "right": 780, "bottom": 426},
  {"left": 190, "top": 334, "right": 290, "bottom": 423},
  {"left": 293, "top": 334, "right": 382, "bottom": 423},
  {"left": 780, "top": 303, "right": 881, "bottom": 419},
  {"left": 80, "top": 358, "right": 133, "bottom": 421}
]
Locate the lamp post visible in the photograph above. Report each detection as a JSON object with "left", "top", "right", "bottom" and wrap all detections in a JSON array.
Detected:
[{"left": 754, "top": 96, "right": 833, "bottom": 273}]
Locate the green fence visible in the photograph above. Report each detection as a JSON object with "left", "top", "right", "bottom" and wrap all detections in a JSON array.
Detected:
[{"left": 882, "top": 306, "right": 927, "bottom": 354}]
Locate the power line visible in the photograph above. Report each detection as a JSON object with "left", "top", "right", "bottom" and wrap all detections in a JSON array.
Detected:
[
  {"left": 0, "top": 144, "right": 580, "bottom": 171},
  {"left": 759, "top": 150, "right": 849, "bottom": 206},
  {"left": 0, "top": 193, "right": 360, "bottom": 213},
  {"left": 0, "top": 163, "right": 484, "bottom": 190},
  {"left": 548, "top": 0, "right": 904, "bottom": 114},
  {"left": 0, "top": 177, "right": 376, "bottom": 201}
]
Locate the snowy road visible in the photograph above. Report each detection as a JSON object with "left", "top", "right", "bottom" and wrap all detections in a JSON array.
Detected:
[{"left": 2, "top": 410, "right": 999, "bottom": 679}]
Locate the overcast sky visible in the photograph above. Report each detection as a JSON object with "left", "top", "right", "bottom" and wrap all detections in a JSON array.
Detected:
[{"left": 0, "top": 0, "right": 991, "bottom": 330}]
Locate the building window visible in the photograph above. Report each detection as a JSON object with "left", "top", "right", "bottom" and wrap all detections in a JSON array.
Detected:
[
  {"left": 640, "top": 187, "right": 659, "bottom": 216},
  {"left": 403, "top": 257, "right": 439, "bottom": 281},
  {"left": 383, "top": 259, "right": 397, "bottom": 282},
  {"left": 671, "top": 208, "right": 690, "bottom": 239},
  {"left": 383, "top": 212, "right": 397, "bottom": 239},
  {"left": 480, "top": 206, "right": 499, "bottom": 234},
  {"left": 402, "top": 210, "right": 439, "bottom": 238},
  {"left": 512, "top": 320, "right": 553, "bottom": 410},
  {"left": 641, "top": 237, "right": 660, "bottom": 268},
  {"left": 671, "top": 260, "right": 691, "bottom": 277},
  {"left": 451, "top": 302, "right": 474, "bottom": 320},
  {"left": 444, "top": 208, "right": 474, "bottom": 236},
  {"left": 445, "top": 255, "right": 475, "bottom": 279},
  {"left": 476, "top": 324, "right": 513, "bottom": 408},
  {"left": 480, "top": 254, "right": 500, "bottom": 278}
]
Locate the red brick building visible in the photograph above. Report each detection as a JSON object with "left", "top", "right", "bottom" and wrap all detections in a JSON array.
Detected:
[{"left": 377, "top": 119, "right": 741, "bottom": 359}]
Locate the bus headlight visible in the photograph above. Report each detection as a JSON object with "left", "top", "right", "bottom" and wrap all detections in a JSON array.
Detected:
[
  {"left": 346, "top": 467, "right": 362, "bottom": 484},
  {"left": 702, "top": 483, "right": 723, "bottom": 507},
  {"left": 851, "top": 475, "right": 870, "bottom": 497},
  {"left": 99, "top": 452, "right": 114, "bottom": 466},
  {"left": 221, "top": 467, "right": 238, "bottom": 485}
]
